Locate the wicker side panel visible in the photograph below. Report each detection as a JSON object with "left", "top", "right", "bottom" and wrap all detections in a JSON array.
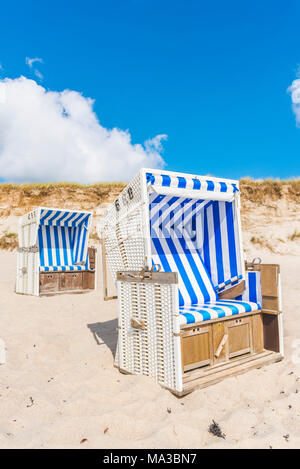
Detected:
[
  {"left": 101, "top": 172, "right": 147, "bottom": 280},
  {"left": 117, "top": 280, "right": 182, "bottom": 393}
]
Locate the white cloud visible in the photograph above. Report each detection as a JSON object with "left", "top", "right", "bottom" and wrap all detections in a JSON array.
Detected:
[
  {"left": 33, "top": 69, "right": 43, "bottom": 80},
  {"left": 0, "top": 76, "right": 166, "bottom": 182},
  {"left": 25, "top": 57, "right": 43, "bottom": 68},
  {"left": 25, "top": 57, "right": 44, "bottom": 81},
  {"left": 288, "top": 78, "right": 300, "bottom": 125}
]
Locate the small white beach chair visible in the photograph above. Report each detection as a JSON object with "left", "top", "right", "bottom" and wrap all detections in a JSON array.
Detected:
[
  {"left": 100, "top": 169, "right": 284, "bottom": 395},
  {"left": 16, "top": 207, "right": 96, "bottom": 296}
]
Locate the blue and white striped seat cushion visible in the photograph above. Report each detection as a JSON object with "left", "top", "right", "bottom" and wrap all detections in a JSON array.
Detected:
[
  {"left": 39, "top": 264, "right": 92, "bottom": 272},
  {"left": 179, "top": 299, "right": 261, "bottom": 325}
]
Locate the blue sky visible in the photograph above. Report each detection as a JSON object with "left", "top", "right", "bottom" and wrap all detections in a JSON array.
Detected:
[{"left": 1, "top": 0, "right": 300, "bottom": 181}]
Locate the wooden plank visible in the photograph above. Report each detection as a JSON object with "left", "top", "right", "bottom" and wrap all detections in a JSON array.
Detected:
[
  {"left": 181, "top": 352, "right": 283, "bottom": 394},
  {"left": 212, "top": 322, "right": 227, "bottom": 365},
  {"left": 252, "top": 313, "right": 264, "bottom": 354},
  {"left": 263, "top": 314, "right": 280, "bottom": 353},
  {"left": 83, "top": 271, "right": 95, "bottom": 290},
  {"left": 218, "top": 280, "right": 245, "bottom": 299},
  {"left": 262, "top": 296, "right": 280, "bottom": 314},
  {"left": 183, "top": 350, "right": 273, "bottom": 383},
  {"left": 260, "top": 265, "right": 279, "bottom": 298},
  {"left": 215, "top": 334, "right": 228, "bottom": 358},
  {"left": 117, "top": 270, "right": 178, "bottom": 284},
  {"left": 40, "top": 289, "right": 92, "bottom": 296},
  {"left": 247, "top": 264, "right": 281, "bottom": 314}
]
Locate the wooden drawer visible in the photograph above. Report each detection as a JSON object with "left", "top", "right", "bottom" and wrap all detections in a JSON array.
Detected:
[
  {"left": 181, "top": 325, "right": 213, "bottom": 372},
  {"left": 59, "top": 272, "right": 83, "bottom": 291},
  {"left": 182, "top": 313, "right": 265, "bottom": 373},
  {"left": 226, "top": 316, "right": 252, "bottom": 359},
  {"left": 39, "top": 273, "right": 59, "bottom": 293}
]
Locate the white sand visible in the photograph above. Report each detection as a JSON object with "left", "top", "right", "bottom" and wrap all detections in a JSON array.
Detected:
[{"left": 0, "top": 249, "right": 300, "bottom": 449}]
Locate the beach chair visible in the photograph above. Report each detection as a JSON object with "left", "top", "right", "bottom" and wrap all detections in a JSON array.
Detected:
[
  {"left": 16, "top": 207, "right": 96, "bottom": 296},
  {"left": 100, "top": 169, "right": 284, "bottom": 395}
]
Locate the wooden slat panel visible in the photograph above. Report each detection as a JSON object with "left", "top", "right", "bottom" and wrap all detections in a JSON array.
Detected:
[
  {"left": 212, "top": 322, "right": 227, "bottom": 365},
  {"left": 83, "top": 271, "right": 95, "bottom": 290},
  {"left": 181, "top": 352, "right": 282, "bottom": 394},
  {"left": 252, "top": 313, "right": 264, "bottom": 354},
  {"left": 262, "top": 296, "right": 280, "bottom": 314},
  {"left": 246, "top": 263, "right": 280, "bottom": 314},
  {"left": 228, "top": 323, "right": 250, "bottom": 356},
  {"left": 263, "top": 314, "right": 280, "bottom": 353},
  {"left": 260, "top": 265, "right": 279, "bottom": 298}
]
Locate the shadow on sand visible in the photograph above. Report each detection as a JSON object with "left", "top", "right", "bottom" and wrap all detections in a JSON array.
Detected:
[{"left": 87, "top": 319, "right": 118, "bottom": 358}]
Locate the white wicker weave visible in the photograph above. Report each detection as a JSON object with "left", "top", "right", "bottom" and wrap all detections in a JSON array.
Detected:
[{"left": 117, "top": 277, "right": 182, "bottom": 393}]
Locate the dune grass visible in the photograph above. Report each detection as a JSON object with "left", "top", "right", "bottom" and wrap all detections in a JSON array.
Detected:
[
  {"left": 0, "top": 232, "right": 18, "bottom": 250},
  {"left": 240, "top": 178, "right": 300, "bottom": 203}
]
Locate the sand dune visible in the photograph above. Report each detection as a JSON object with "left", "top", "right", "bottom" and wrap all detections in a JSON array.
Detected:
[
  {"left": 1, "top": 180, "right": 300, "bottom": 256},
  {"left": 0, "top": 249, "right": 299, "bottom": 449}
]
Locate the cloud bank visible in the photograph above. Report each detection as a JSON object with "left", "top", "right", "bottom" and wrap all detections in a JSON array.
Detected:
[
  {"left": 0, "top": 77, "right": 166, "bottom": 182},
  {"left": 288, "top": 77, "right": 300, "bottom": 125}
]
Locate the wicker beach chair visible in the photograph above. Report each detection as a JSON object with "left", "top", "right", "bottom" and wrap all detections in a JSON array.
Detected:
[
  {"left": 16, "top": 207, "right": 96, "bottom": 296},
  {"left": 100, "top": 169, "right": 284, "bottom": 395}
]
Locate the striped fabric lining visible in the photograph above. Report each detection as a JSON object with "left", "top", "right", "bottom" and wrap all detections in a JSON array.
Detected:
[
  {"left": 179, "top": 299, "right": 261, "bottom": 325},
  {"left": 149, "top": 193, "right": 219, "bottom": 306},
  {"left": 149, "top": 190, "right": 243, "bottom": 299},
  {"left": 37, "top": 210, "right": 91, "bottom": 271},
  {"left": 146, "top": 172, "right": 239, "bottom": 195},
  {"left": 235, "top": 271, "right": 262, "bottom": 305},
  {"left": 148, "top": 190, "right": 243, "bottom": 295},
  {"left": 201, "top": 200, "right": 243, "bottom": 291}
]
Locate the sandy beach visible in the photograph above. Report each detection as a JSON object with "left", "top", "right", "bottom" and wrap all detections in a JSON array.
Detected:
[{"left": 0, "top": 249, "right": 299, "bottom": 449}]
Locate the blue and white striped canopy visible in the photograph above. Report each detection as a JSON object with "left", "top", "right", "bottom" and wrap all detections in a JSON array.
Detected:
[
  {"left": 37, "top": 208, "right": 92, "bottom": 272},
  {"left": 39, "top": 208, "right": 90, "bottom": 227},
  {"left": 146, "top": 172, "right": 239, "bottom": 198}
]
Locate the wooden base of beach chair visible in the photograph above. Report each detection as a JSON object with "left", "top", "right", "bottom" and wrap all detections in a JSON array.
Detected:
[
  {"left": 39, "top": 247, "right": 96, "bottom": 296},
  {"left": 39, "top": 270, "right": 96, "bottom": 295},
  {"left": 173, "top": 350, "right": 282, "bottom": 396},
  {"left": 176, "top": 310, "right": 282, "bottom": 396}
]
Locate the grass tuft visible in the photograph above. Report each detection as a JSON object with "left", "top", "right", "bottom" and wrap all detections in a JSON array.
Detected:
[{"left": 0, "top": 232, "right": 18, "bottom": 251}]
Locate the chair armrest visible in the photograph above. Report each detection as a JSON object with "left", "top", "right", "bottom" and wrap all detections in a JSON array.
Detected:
[
  {"left": 218, "top": 280, "right": 245, "bottom": 299},
  {"left": 117, "top": 270, "right": 178, "bottom": 284}
]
